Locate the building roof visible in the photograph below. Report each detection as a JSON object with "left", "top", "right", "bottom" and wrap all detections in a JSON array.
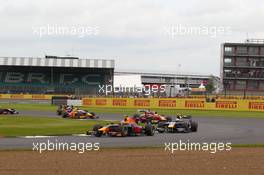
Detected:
[
  {"left": 115, "top": 71, "right": 217, "bottom": 79},
  {"left": 222, "top": 42, "right": 264, "bottom": 47},
  {"left": 0, "top": 57, "right": 115, "bottom": 69}
]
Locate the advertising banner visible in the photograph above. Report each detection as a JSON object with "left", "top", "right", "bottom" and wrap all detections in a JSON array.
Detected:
[
  {"left": 112, "top": 99, "right": 127, "bottom": 106},
  {"left": 185, "top": 100, "right": 205, "bottom": 108},
  {"left": 134, "top": 100, "right": 150, "bottom": 107},
  {"left": 249, "top": 102, "right": 264, "bottom": 110},
  {"left": 158, "top": 100, "right": 176, "bottom": 107},
  {"left": 96, "top": 99, "right": 107, "bottom": 106},
  {"left": 215, "top": 101, "right": 237, "bottom": 109}
]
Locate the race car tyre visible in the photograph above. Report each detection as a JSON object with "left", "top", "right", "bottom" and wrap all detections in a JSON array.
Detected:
[
  {"left": 93, "top": 125, "right": 103, "bottom": 137},
  {"left": 157, "top": 126, "right": 165, "bottom": 133},
  {"left": 90, "top": 112, "right": 96, "bottom": 116},
  {"left": 183, "top": 123, "right": 191, "bottom": 133},
  {"left": 164, "top": 125, "right": 169, "bottom": 133},
  {"left": 62, "top": 112, "right": 69, "bottom": 118},
  {"left": 145, "top": 124, "right": 155, "bottom": 136},
  {"left": 190, "top": 121, "right": 198, "bottom": 132},
  {"left": 77, "top": 113, "right": 81, "bottom": 119},
  {"left": 121, "top": 126, "right": 128, "bottom": 137}
]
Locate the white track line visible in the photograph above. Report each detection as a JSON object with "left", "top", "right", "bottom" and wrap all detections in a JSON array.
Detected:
[
  {"left": 18, "top": 136, "right": 55, "bottom": 139},
  {"left": 72, "top": 134, "right": 91, "bottom": 137}
]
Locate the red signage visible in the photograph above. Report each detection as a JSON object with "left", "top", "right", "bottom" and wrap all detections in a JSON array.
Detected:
[
  {"left": 185, "top": 100, "right": 205, "bottom": 108},
  {"left": 113, "top": 99, "right": 127, "bottom": 106},
  {"left": 96, "top": 99, "right": 107, "bottom": 106},
  {"left": 83, "top": 99, "right": 92, "bottom": 106},
  {"left": 159, "top": 100, "right": 176, "bottom": 107},
  {"left": 134, "top": 100, "right": 150, "bottom": 107},
  {"left": 216, "top": 101, "right": 237, "bottom": 109},
  {"left": 249, "top": 102, "right": 264, "bottom": 110}
]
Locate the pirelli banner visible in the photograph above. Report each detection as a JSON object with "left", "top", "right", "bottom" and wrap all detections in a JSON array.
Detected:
[
  {"left": 82, "top": 98, "right": 264, "bottom": 112},
  {"left": 0, "top": 94, "right": 61, "bottom": 100}
]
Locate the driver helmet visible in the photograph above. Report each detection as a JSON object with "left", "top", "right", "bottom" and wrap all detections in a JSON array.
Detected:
[
  {"left": 176, "top": 113, "right": 182, "bottom": 119},
  {"left": 123, "top": 115, "right": 129, "bottom": 122}
]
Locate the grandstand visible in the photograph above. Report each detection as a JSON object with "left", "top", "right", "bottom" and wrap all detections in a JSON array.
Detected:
[{"left": 0, "top": 56, "right": 114, "bottom": 95}]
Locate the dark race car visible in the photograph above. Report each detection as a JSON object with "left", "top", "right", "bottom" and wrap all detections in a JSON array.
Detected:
[
  {"left": 156, "top": 115, "right": 198, "bottom": 133},
  {"left": 88, "top": 122, "right": 155, "bottom": 137},
  {"left": 133, "top": 109, "right": 172, "bottom": 124},
  {"left": 0, "top": 108, "right": 19, "bottom": 115}
]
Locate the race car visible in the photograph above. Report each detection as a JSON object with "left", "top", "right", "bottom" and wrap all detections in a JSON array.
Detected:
[
  {"left": 88, "top": 122, "right": 155, "bottom": 137},
  {"left": 57, "top": 105, "right": 73, "bottom": 115},
  {"left": 133, "top": 109, "right": 172, "bottom": 124},
  {"left": 61, "top": 108, "right": 98, "bottom": 119},
  {"left": 156, "top": 115, "right": 198, "bottom": 133},
  {"left": 0, "top": 108, "right": 19, "bottom": 115},
  {"left": 57, "top": 105, "right": 98, "bottom": 119}
]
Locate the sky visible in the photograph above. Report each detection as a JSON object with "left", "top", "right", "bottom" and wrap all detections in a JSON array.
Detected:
[{"left": 0, "top": 0, "right": 264, "bottom": 76}]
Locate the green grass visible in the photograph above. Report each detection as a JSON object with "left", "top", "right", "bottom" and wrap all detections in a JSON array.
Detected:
[
  {"left": 0, "top": 103, "right": 263, "bottom": 118},
  {"left": 0, "top": 116, "right": 112, "bottom": 137}
]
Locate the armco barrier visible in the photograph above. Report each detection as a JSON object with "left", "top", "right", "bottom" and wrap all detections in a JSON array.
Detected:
[{"left": 82, "top": 98, "right": 264, "bottom": 112}]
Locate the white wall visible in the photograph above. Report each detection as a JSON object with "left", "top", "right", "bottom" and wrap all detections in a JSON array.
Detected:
[{"left": 114, "top": 75, "right": 142, "bottom": 88}]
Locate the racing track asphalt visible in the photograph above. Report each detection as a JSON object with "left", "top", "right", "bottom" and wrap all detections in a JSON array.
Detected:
[{"left": 0, "top": 111, "right": 264, "bottom": 149}]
